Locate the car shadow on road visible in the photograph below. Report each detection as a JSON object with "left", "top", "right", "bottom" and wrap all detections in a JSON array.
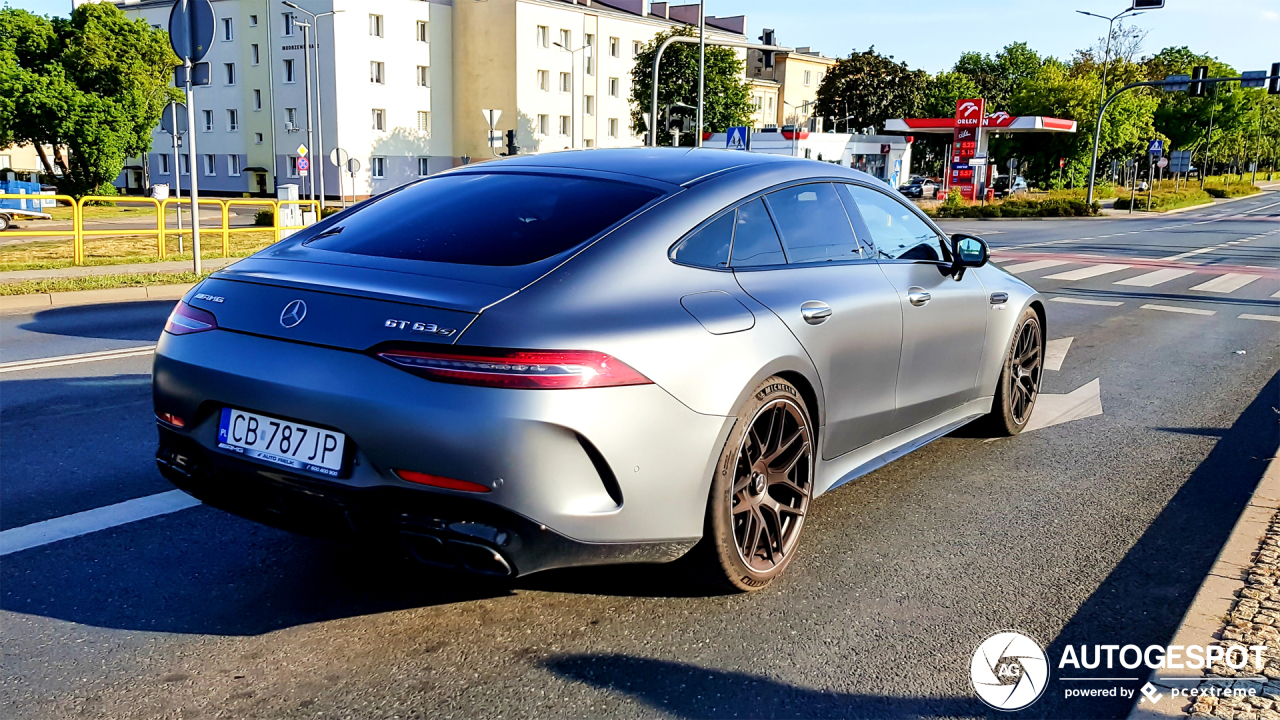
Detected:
[
  {"left": 1027, "top": 370, "right": 1280, "bottom": 719},
  {"left": 542, "top": 653, "right": 984, "bottom": 719},
  {"left": 18, "top": 300, "right": 175, "bottom": 342}
]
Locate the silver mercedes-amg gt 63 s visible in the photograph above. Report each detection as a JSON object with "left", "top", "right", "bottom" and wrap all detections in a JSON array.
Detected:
[{"left": 154, "top": 148, "right": 1044, "bottom": 591}]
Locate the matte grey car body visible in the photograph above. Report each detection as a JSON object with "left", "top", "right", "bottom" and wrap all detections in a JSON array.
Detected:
[{"left": 153, "top": 148, "right": 1043, "bottom": 580}]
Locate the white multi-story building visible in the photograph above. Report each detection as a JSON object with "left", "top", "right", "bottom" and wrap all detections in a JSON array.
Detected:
[{"left": 102, "top": 0, "right": 748, "bottom": 199}]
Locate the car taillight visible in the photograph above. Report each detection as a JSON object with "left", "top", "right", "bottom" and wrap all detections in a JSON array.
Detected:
[
  {"left": 164, "top": 301, "right": 218, "bottom": 335},
  {"left": 394, "top": 469, "right": 491, "bottom": 493},
  {"left": 376, "top": 347, "right": 652, "bottom": 389}
]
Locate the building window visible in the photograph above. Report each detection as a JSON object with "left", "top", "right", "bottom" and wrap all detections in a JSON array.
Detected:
[
  {"left": 285, "top": 107, "right": 297, "bottom": 128},
  {"left": 226, "top": 109, "right": 238, "bottom": 131},
  {"left": 180, "top": 154, "right": 190, "bottom": 175},
  {"left": 559, "top": 115, "right": 570, "bottom": 136},
  {"left": 228, "top": 155, "right": 241, "bottom": 176},
  {"left": 224, "top": 63, "right": 235, "bottom": 85},
  {"left": 559, "top": 72, "right": 570, "bottom": 93},
  {"left": 559, "top": 29, "right": 570, "bottom": 48},
  {"left": 222, "top": 17, "right": 233, "bottom": 41},
  {"left": 584, "top": 139, "right": 594, "bottom": 148},
  {"left": 249, "top": 14, "right": 258, "bottom": 26},
  {"left": 158, "top": 154, "right": 170, "bottom": 174},
  {"left": 584, "top": 95, "right": 594, "bottom": 116},
  {"left": 608, "top": 118, "right": 618, "bottom": 138},
  {"left": 632, "top": 40, "right": 641, "bottom": 57},
  {"left": 609, "top": 37, "right": 619, "bottom": 57},
  {"left": 536, "top": 25, "right": 548, "bottom": 48},
  {"left": 372, "top": 108, "right": 385, "bottom": 130},
  {"left": 417, "top": 20, "right": 428, "bottom": 42},
  {"left": 417, "top": 111, "right": 431, "bottom": 134},
  {"left": 804, "top": 70, "right": 812, "bottom": 86},
  {"left": 253, "top": 89, "right": 261, "bottom": 110},
  {"left": 370, "top": 61, "right": 384, "bottom": 84},
  {"left": 203, "top": 154, "right": 216, "bottom": 176},
  {"left": 608, "top": 77, "right": 619, "bottom": 97},
  {"left": 537, "top": 114, "right": 549, "bottom": 135},
  {"left": 418, "top": 157, "right": 430, "bottom": 177},
  {"left": 283, "top": 12, "right": 295, "bottom": 37},
  {"left": 284, "top": 58, "right": 295, "bottom": 83},
  {"left": 288, "top": 156, "right": 299, "bottom": 177},
  {"left": 417, "top": 65, "right": 429, "bottom": 87},
  {"left": 537, "top": 69, "right": 549, "bottom": 91},
  {"left": 254, "top": 132, "right": 264, "bottom": 144},
  {"left": 251, "top": 44, "right": 259, "bottom": 65},
  {"left": 585, "top": 34, "right": 594, "bottom": 74},
  {"left": 371, "top": 156, "right": 385, "bottom": 179},
  {"left": 202, "top": 109, "right": 213, "bottom": 131},
  {"left": 369, "top": 14, "right": 383, "bottom": 37}
]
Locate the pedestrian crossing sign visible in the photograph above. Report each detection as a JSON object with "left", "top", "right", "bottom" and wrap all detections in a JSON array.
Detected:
[{"left": 726, "top": 126, "right": 750, "bottom": 151}]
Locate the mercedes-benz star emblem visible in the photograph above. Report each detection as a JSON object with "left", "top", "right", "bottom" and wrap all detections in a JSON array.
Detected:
[{"left": 280, "top": 300, "right": 307, "bottom": 328}]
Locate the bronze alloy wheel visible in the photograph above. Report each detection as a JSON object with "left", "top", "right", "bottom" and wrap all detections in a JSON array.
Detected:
[
  {"left": 1009, "top": 316, "right": 1043, "bottom": 426},
  {"left": 730, "top": 397, "right": 812, "bottom": 573}
]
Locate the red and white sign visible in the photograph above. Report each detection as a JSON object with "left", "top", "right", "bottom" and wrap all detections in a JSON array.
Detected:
[
  {"left": 1058, "top": 158, "right": 1066, "bottom": 168},
  {"left": 952, "top": 98, "right": 986, "bottom": 198},
  {"left": 955, "top": 98, "right": 985, "bottom": 126}
]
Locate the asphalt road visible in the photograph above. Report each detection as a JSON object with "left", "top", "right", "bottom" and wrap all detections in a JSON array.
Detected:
[{"left": 2, "top": 194, "right": 1278, "bottom": 720}]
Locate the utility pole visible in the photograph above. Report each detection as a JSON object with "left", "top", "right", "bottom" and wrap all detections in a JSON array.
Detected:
[
  {"left": 696, "top": 1, "right": 705, "bottom": 148},
  {"left": 297, "top": 19, "right": 315, "bottom": 203},
  {"left": 168, "top": 101, "right": 184, "bottom": 252},
  {"left": 283, "top": 3, "right": 341, "bottom": 209}
]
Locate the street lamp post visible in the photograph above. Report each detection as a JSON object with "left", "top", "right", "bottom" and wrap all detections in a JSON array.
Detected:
[
  {"left": 554, "top": 41, "right": 591, "bottom": 149},
  {"left": 696, "top": 1, "right": 705, "bottom": 147},
  {"left": 294, "top": 19, "right": 315, "bottom": 204},
  {"left": 283, "top": 2, "right": 341, "bottom": 210},
  {"left": 1076, "top": 7, "right": 1144, "bottom": 109},
  {"left": 783, "top": 100, "right": 811, "bottom": 158}
]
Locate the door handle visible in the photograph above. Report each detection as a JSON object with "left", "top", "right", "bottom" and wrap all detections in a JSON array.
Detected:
[
  {"left": 800, "top": 301, "right": 832, "bottom": 325},
  {"left": 907, "top": 287, "right": 931, "bottom": 307}
]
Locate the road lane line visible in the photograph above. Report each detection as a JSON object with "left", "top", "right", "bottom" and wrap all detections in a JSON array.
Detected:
[
  {"left": 1002, "top": 259, "right": 1072, "bottom": 274},
  {"left": 1043, "top": 263, "right": 1132, "bottom": 281},
  {"left": 1113, "top": 268, "right": 1195, "bottom": 287},
  {"left": 1239, "top": 313, "right": 1280, "bottom": 323},
  {"left": 1272, "top": 290, "right": 1280, "bottom": 298},
  {"left": 0, "top": 491, "right": 201, "bottom": 556},
  {"left": 0, "top": 345, "right": 156, "bottom": 374},
  {"left": 1044, "top": 337, "right": 1073, "bottom": 372},
  {"left": 1141, "top": 304, "right": 1216, "bottom": 316},
  {"left": 1160, "top": 246, "right": 1222, "bottom": 262},
  {"left": 1049, "top": 297, "right": 1125, "bottom": 306},
  {"left": 1189, "top": 273, "right": 1261, "bottom": 293}
]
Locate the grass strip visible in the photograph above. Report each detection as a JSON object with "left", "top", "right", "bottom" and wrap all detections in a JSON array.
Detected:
[{"left": 0, "top": 271, "right": 210, "bottom": 296}]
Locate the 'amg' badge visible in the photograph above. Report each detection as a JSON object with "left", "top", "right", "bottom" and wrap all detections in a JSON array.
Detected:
[{"left": 385, "top": 319, "right": 456, "bottom": 337}]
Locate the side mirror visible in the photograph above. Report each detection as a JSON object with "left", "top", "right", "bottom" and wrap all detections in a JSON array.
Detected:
[{"left": 949, "top": 233, "right": 989, "bottom": 279}]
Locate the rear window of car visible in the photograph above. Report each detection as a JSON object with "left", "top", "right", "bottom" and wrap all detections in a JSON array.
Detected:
[{"left": 303, "top": 173, "right": 663, "bottom": 267}]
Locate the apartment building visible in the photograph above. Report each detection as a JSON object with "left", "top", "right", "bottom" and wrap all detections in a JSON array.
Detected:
[
  {"left": 104, "top": 0, "right": 748, "bottom": 198},
  {"left": 746, "top": 46, "right": 837, "bottom": 132}
]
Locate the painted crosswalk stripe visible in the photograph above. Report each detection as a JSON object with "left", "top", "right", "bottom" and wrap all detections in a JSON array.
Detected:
[
  {"left": 1044, "top": 337, "right": 1073, "bottom": 372},
  {"left": 1049, "top": 297, "right": 1125, "bottom": 307},
  {"left": 1271, "top": 289, "right": 1280, "bottom": 299},
  {"left": 1141, "top": 304, "right": 1216, "bottom": 316},
  {"left": 1113, "top": 268, "right": 1195, "bottom": 287},
  {"left": 1002, "top": 259, "right": 1072, "bottom": 274},
  {"left": 0, "top": 491, "right": 201, "bottom": 556},
  {"left": 1042, "top": 264, "right": 1132, "bottom": 281},
  {"left": 1239, "top": 314, "right": 1280, "bottom": 323},
  {"left": 1188, "top": 273, "right": 1260, "bottom": 293}
]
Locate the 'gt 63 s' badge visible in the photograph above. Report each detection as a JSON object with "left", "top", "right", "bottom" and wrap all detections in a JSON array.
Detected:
[{"left": 385, "top": 319, "right": 456, "bottom": 337}]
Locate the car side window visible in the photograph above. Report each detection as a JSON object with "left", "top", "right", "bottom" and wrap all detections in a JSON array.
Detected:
[
  {"left": 763, "top": 183, "right": 863, "bottom": 264},
  {"left": 840, "top": 183, "right": 950, "bottom": 263},
  {"left": 730, "top": 197, "right": 787, "bottom": 268},
  {"left": 670, "top": 211, "right": 734, "bottom": 269}
]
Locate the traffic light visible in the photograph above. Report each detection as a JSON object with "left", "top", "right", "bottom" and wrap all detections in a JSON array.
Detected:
[
  {"left": 1270, "top": 62, "right": 1280, "bottom": 95},
  {"left": 759, "top": 29, "right": 776, "bottom": 70},
  {"left": 502, "top": 129, "right": 519, "bottom": 157},
  {"left": 1188, "top": 65, "right": 1209, "bottom": 98},
  {"left": 1131, "top": 0, "right": 1164, "bottom": 8}
]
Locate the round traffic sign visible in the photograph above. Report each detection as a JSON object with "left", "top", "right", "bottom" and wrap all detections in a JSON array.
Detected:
[
  {"left": 329, "top": 148, "right": 349, "bottom": 167},
  {"left": 161, "top": 102, "right": 188, "bottom": 135},
  {"left": 1157, "top": 157, "right": 1169, "bottom": 169},
  {"left": 296, "top": 156, "right": 310, "bottom": 172},
  {"left": 346, "top": 158, "right": 361, "bottom": 174},
  {"left": 168, "top": 0, "right": 216, "bottom": 63}
]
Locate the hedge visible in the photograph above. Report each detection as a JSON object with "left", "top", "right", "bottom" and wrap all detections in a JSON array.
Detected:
[
  {"left": 1113, "top": 188, "right": 1211, "bottom": 212},
  {"left": 928, "top": 197, "right": 1099, "bottom": 218}
]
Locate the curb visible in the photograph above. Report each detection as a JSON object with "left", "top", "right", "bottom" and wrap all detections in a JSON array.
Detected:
[
  {"left": 0, "top": 283, "right": 193, "bottom": 314},
  {"left": 1127, "top": 453, "right": 1280, "bottom": 719}
]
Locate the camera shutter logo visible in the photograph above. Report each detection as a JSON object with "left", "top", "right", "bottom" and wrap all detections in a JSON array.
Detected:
[
  {"left": 970, "top": 631, "right": 1049, "bottom": 711},
  {"left": 280, "top": 300, "right": 308, "bottom": 329}
]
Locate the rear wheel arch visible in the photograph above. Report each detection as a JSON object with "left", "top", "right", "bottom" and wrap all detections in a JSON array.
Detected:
[{"left": 773, "top": 370, "right": 821, "bottom": 442}]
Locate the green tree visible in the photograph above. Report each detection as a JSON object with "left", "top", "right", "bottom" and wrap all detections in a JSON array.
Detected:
[
  {"left": 0, "top": 4, "right": 178, "bottom": 197},
  {"left": 1142, "top": 47, "right": 1258, "bottom": 175},
  {"left": 629, "top": 27, "right": 753, "bottom": 147},
  {"left": 953, "top": 42, "right": 1051, "bottom": 110},
  {"left": 813, "top": 47, "right": 927, "bottom": 134},
  {"left": 908, "top": 71, "right": 983, "bottom": 177}
]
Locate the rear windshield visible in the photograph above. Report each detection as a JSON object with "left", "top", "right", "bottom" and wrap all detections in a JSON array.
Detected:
[{"left": 304, "top": 172, "right": 663, "bottom": 267}]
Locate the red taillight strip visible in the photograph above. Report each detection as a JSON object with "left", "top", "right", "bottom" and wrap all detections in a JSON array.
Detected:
[
  {"left": 395, "top": 469, "right": 491, "bottom": 493},
  {"left": 164, "top": 301, "right": 218, "bottom": 335},
  {"left": 376, "top": 348, "right": 652, "bottom": 389}
]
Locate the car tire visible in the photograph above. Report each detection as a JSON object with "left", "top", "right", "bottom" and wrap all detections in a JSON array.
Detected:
[
  {"left": 981, "top": 307, "right": 1044, "bottom": 436},
  {"left": 0, "top": 214, "right": 10, "bottom": 232},
  {"left": 688, "top": 376, "right": 815, "bottom": 592}
]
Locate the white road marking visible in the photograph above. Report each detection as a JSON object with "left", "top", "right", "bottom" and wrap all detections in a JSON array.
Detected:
[
  {"left": 1022, "top": 378, "right": 1103, "bottom": 434},
  {"left": 1113, "top": 268, "right": 1195, "bottom": 287},
  {"left": 1160, "top": 246, "right": 1221, "bottom": 262},
  {"left": 1049, "top": 297, "right": 1125, "bottom": 307},
  {"left": 1272, "top": 289, "right": 1280, "bottom": 298},
  {"left": 1141, "top": 304, "right": 1216, "bottom": 316},
  {"left": 0, "top": 345, "right": 157, "bottom": 374},
  {"left": 1002, "top": 259, "right": 1072, "bottom": 274},
  {"left": 1189, "top": 273, "right": 1261, "bottom": 293},
  {"left": 1043, "top": 263, "right": 1132, "bottom": 281},
  {"left": 0, "top": 490, "right": 201, "bottom": 556},
  {"left": 1239, "top": 313, "right": 1280, "bottom": 323},
  {"left": 1044, "top": 337, "right": 1073, "bottom": 372}
]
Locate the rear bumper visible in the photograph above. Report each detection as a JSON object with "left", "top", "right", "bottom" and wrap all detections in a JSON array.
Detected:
[{"left": 152, "top": 329, "right": 732, "bottom": 567}]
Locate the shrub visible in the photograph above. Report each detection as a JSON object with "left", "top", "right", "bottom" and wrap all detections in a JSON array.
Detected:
[
  {"left": 1113, "top": 188, "right": 1210, "bottom": 211},
  {"left": 254, "top": 209, "right": 274, "bottom": 226}
]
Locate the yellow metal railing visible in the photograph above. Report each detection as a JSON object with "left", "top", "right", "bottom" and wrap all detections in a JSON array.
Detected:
[{"left": 1, "top": 195, "right": 324, "bottom": 265}]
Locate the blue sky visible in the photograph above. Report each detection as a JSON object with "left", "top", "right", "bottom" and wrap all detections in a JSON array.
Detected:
[{"left": 6, "top": 0, "right": 1278, "bottom": 74}]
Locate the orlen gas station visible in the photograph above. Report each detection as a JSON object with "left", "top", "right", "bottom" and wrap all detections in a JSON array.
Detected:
[{"left": 884, "top": 98, "right": 1078, "bottom": 199}]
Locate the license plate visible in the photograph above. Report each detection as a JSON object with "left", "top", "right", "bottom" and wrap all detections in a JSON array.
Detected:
[{"left": 217, "top": 408, "right": 346, "bottom": 477}]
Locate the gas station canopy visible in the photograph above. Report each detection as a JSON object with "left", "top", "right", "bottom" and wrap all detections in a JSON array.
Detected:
[{"left": 883, "top": 114, "right": 1078, "bottom": 134}]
